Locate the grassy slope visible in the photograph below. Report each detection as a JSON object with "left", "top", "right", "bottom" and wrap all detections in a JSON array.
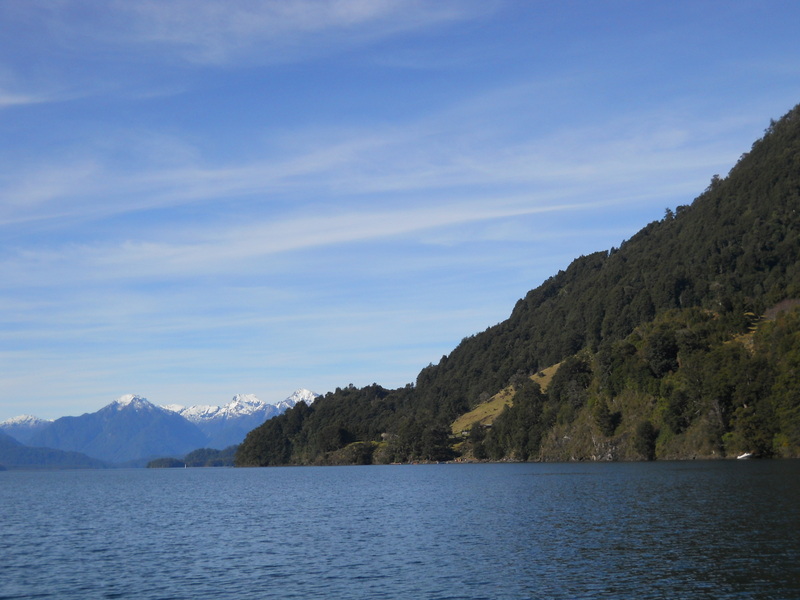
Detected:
[{"left": 450, "top": 363, "right": 561, "bottom": 434}]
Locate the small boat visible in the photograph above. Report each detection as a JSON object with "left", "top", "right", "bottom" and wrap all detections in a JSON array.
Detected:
[{"left": 737, "top": 452, "right": 753, "bottom": 460}]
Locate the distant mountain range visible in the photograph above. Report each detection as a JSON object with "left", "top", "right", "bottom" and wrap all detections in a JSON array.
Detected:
[
  {"left": 0, "top": 389, "right": 318, "bottom": 468},
  {"left": 164, "top": 389, "right": 319, "bottom": 449}
]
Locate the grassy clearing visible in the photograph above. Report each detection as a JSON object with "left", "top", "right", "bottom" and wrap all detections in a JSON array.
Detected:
[
  {"left": 531, "top": 362, "right": 560, "bottom": 392},
  {"left": 450, "top": 362, "right": 562, "bottom": 435},
  {"left": 451, "top": 387, "right": 514, "bottom": 434}
]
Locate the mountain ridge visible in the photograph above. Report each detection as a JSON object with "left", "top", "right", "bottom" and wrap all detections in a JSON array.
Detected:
[
  {"left": 162, "top": 389, "right": 319, "bottom": 449},
  {"left": 0, "top": 415, "right": 53, "bottom": 445},
  {"left": 27, "top": 395, "right": 209, "bottom": 464},
  {"left": 4, "top": 389, "right": 318, "bottom": 467}
]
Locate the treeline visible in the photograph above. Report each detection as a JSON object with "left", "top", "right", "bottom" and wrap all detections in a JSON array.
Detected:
[
  {"left": 147, "top": 446, "right": 238, "bottom": 468},
  {"left": 236, "top": 103, "right": 800, "bottom": 466},
  {"left": 234, "top": 384, "right": 455, "bottom": 466},
  {"left": 472, "top": 304, "right": 800, "bottom": 461}
]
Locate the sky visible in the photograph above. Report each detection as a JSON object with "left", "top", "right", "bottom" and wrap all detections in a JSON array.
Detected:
[{"left": 2, "top": 0, "right": 800, "bottom": 420}]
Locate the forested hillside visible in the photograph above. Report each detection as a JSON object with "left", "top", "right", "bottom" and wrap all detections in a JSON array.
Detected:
[
  {"left": 474, "top": 302, "right": 800, "bottom": 462},
  {"left": 236, "top": 103, "right": 800, "bottom": 467}
]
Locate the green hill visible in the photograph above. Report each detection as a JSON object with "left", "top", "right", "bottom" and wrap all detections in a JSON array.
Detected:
[{"left": 236, "top": 103, "right": 800, "bottom": 466}]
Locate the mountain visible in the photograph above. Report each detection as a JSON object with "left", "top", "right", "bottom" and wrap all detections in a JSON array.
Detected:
[
  {"left": 164, "top": 389, "right": 319, "bottom": 449},
  {"left": 0, "top": 414, "right": 53, "bottom": 444},
  {"left": 2, "top": 389, "right": 319, "bottom": 467},
  {"left": 283, "top": 388, "right": 321, "bottom": 408},
  {"left": 0, "top": 429, "right": 108, "bottom": 470},
  {"left": 0, "top": 430, "right": 22, "bottom": 451},
  {"left": 28, "top": 394, "right": 208, "bottom": 464},
  {"left": 236, "top": 102, "right": 800, "bottom": 466}
]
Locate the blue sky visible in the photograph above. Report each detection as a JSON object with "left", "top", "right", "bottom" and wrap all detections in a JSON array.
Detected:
[{"left": 2, "top": 1, "right": 800, "bottom": 420}]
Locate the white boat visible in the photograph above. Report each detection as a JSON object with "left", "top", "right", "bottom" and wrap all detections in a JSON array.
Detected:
[{"left": 737, "top": 452, "right": 753, "bottom": 460}]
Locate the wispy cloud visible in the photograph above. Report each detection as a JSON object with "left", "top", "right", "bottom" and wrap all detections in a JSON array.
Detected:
[
  {"left": 0, "top": 191, "right": 605, "bottom": 288},
  {"left": 0, "top": 0, "right": 488, "bottom": 69},
  {"left": 0, "top": 83, "right": 744, "bottom": 231},
  {"left": 118, "top": 0, "right": 489, "bottom": 65},
  {"left": 0, "top": 90, "right": 48, "bottom": 109}
]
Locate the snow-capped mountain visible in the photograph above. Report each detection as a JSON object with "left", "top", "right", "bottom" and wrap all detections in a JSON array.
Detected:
[
  {"left": 173, "top": 393, "right": 269, "bottom": 423},
  {"left": 168, "top": 389, "right": 318, "bottom": 422},
  {"left": 3, "top": 389, "right": 320, "bottom": 465},
  {"left": 164, "top": 389, "right": 319, "bottom": 449},
  {"left": 282, "top": 388, "right": 319, "bottom": 409},
  {"left": 0, "top": 414, "right": 54, "bottom": 445},
  {"left": 111, "top": 394, "right": 161, "bottom": 411},
  {"left": 27, "top": 394, "right": 208, "bottom": 464}
]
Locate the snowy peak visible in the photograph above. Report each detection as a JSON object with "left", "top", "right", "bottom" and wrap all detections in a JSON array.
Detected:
[
  {"left": 232, "top": 393, "right": 261, "bottom": 405},
  {"left": 165, "top": 389, "right": 319, "bottom": 424},
  {"left": 159, "top": 389, "right": 320, "bottom": 449},
  {"left": 109, "top": 394, "right": 159, "bottom": 412},
  {"left": 113, "top": 393, "right": 138, "bottom": 406},
  {"left": 179, "top": 404, "right": 221, "bottom": 422},
  {"left": 27, "top": 393, "right": 207, "bottom": 464},
  {"left": 0, "top": 414, "right": 52, "bottom": 427},
  {"left": 225, "top": 393, "right": 269, "bottom": 416},
  {"left": 284, "top": 388, "right": 319, "bottom": 407},
  {"left": 1, "top": 389, "right": 321, "bottom": 458},
  {"left": 0, "top": 414, "right": 54, "bottom": 445},
  {"left": 173, "top": 396, "right": 264, "bottom": 424}
]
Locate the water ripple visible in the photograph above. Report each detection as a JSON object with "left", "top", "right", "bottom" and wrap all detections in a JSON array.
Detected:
[{"left": 1, "top": 461, "right": 799, "bottom": 599}]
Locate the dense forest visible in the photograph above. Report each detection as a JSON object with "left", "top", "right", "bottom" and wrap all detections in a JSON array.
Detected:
[
  {"left": 236, "top": 103, "right": 800, "bottom": 467},
  {"left": 146, "top": 446, "right": 238, "bottom": 468}
]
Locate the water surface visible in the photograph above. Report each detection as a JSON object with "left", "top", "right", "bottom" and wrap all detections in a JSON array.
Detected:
[{"left": 2, "top": 461, "right": 799, "bottom": 599}]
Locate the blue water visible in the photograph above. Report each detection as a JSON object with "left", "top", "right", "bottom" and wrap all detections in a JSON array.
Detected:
[{"left": 1, "top": 461, "right": 799, "bottom": 599}]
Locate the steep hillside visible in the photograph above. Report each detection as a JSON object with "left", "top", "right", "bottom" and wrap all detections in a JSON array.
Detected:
[
  {"left": 463, "top": 303, "right": 800, "bottom": 462},
  {"left": 410, "top": 104, "right": 800, "bottom": 423},
  {"left": 236, "top": 103, "right": 800, "bottom": 467}
]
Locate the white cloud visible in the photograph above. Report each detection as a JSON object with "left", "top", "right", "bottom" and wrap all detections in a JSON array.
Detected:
[{"left": 0, "top": 86, "right": 745, "bottom": 232}]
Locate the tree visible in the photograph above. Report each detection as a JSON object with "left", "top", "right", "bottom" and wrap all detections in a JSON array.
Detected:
[
  {"left": 593, "top": 399, "right": 620, "bottom": 437},
  {"left": 634, "top": 421, "right": 657, "bottom": 460}
]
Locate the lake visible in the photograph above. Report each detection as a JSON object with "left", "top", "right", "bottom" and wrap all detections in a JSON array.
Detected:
[{"left": 1, "top": 461, "right": 799, "bottom": 599}]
